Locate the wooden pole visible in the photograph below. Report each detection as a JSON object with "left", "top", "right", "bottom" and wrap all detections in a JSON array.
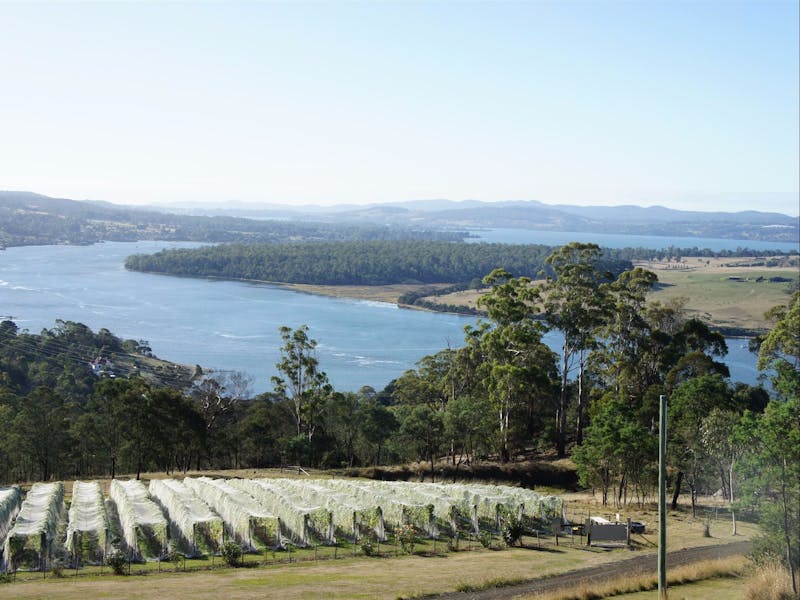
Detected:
[{"left": 659, "top": 394, "right": 668, "bottom": 600}]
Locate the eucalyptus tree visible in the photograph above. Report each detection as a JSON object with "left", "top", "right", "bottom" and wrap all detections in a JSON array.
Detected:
[
  {"left": 668, "top": 374, "right": 736, "bottom": 516},
  {"left": 701, "top": 408, "right": 746, "bottom": 535},
  {"left": 757, "top": 289, "right": 800, "bottom": 400},
  {"left": 469, "top": 268, "right": 557, "bottom": 462},
  {"left": 271, "top": 325, "right": 332, "bottom": 442},
  {"left": 573, "top": 396, "right": 655, "bottom": 506},
  {"left": 738, "top": 398, "right": 800, "bottom": 591},
  {"left": 539, "top": 243, "right": 613, "bottom": 453},
  {"left": 738, "top": 291, "right": 800, "bottom": 590}
]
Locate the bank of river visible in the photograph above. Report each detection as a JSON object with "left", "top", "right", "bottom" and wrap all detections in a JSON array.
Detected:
[{"left": 0, "top": 241, "right": 768, "bottom": 393}]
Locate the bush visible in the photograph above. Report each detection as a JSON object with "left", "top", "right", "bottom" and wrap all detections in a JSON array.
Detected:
[
  {"left": 220, "top": 541, "right": 243, "bottom": 567},
  {"left": 447, "top": 532, "right": 460, "bottom": 552},
  {"left": 360, "top": 539, "right": 375, "bottom": 556},
  {"left": 394, "top": 524, "right": 417, "bottom": 554},
  {"left": 106, "top": 549, "right": 128, "bottom": 575},
  {"left": 50, "top": 558, "right": 65, "bottom": 578},
  {"left": 501, "top": 514, "right": 525, "bottom": 547},
  {"left": 164, "top": 547, "right": 182, "bottom": 563},
  {"left": 478, "top": 530, "right": 493, "bottom": 549}
]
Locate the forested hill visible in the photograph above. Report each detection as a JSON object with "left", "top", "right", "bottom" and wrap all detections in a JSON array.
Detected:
[
  {"left": 0, "top": 191, "right": 463, "bottom": 247},
  {"left": 124, "top": 241, "right": 633, "bottom": 285}
]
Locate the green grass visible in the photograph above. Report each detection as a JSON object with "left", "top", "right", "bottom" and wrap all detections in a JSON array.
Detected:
[
  {"left": 608, "top": 577, "right": 746, "bottom": 600},
  {"left": 649, "top": 268, "right": 797, "bottom": 332}
]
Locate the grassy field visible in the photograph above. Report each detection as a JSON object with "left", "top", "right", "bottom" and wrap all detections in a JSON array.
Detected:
[
  {"left": 2, "top": 474, "right": 758, "bottom": 600},
  {"left": 637, "top": 257, "right": 798, "bottom": 333},
  {"left": 276, "top": 256, "right": 798, "bottom": 334}
]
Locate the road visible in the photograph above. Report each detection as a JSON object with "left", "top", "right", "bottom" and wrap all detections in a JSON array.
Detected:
[{"left": 431, "top": 540, "right": 752, "bottom": 599}]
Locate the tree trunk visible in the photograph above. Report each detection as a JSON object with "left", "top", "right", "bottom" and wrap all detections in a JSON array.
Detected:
[
  {"left": 576, "top": 350, "right": 585, "bottom": 445},
  {"left": 729, "top": 463, "right": 737, "bottom": 536},
  {"left": 671, "top": 470, "right": 684, "bottom": 509},
  {"left": 557, "top": 344, "right": 569, "bottom": 457}
]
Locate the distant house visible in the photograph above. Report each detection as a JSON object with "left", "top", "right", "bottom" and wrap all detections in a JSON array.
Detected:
[{"left": 89, "top": 356, "right": 115, "bottom": 378}]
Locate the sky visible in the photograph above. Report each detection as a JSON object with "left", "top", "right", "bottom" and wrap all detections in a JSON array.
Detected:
[{"left": 1, "top": 1, "right": 798, "bottom": 215}]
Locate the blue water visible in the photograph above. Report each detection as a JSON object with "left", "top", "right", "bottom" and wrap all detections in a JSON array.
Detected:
[
  {"left": 468, "top": 228, "right": 799, "bottom": 253},
  {"left": 0, "top": 241, "right": 763, "bottom": 394}
]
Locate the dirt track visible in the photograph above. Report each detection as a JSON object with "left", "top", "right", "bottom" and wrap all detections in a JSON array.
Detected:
[{"left": 431, "top": 540, "right": 752, "bottom": 599}]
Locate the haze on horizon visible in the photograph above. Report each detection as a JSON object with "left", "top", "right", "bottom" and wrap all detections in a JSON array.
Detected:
[{"left": 1, "top": 1, "right": 798, "bottom": 216}]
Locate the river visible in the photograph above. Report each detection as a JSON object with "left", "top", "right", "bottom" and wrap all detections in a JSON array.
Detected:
[{"left": 0, "top": 237, "right": 770, "bottom": 394}]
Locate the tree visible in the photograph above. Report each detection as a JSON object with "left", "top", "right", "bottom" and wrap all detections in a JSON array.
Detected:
[
  {"left": 701, "top": 408, "right": 746, "bottom": 535},
  {"left": 668, "top": 375, "right": 735, "bottom": 516},
  {"left": 738, "top": 291, "right": 800, "bottom": 592},
  {"left": 737, "top": 398, "right": 800, "bottom": 592},
  {"left": 573, "top": 396, "right": 655, "bottom": 506},
  {"left": 469, "top": 269, "right": 557, "bottom": 461},
  {"left": 11, "top": 387, "right": 69, "bottom": 481},
  {"left": 539, "top": 243, "right": 612, "bottom": 454},
  {"left": 271, "top": 325, "right": 331, "bottom": 442},
  {"left": 757, "top": 290, "right": 800, "bottom": 401}
]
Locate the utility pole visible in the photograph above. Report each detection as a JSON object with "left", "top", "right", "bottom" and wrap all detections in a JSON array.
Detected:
[{"left": 659, "top": 394, "right": 668, "bottom": 599}]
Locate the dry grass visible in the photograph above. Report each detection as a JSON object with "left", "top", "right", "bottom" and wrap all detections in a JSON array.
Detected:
[
  {"left": 743, "top": 560, "right": 799, "bottom": 600},
  {"left": 278, "top": 282, "right": 451, "bottom": 304},
  {"left": 402, "top": 256, "right": 798, "bottom": 332},
  {"left": 515, "top": 555, "right": 749, "bottom": 600}
]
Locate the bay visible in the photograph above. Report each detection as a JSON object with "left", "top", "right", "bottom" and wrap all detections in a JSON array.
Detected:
[{"left": 0, "top": 241, "right": 762, "bottom": 394}]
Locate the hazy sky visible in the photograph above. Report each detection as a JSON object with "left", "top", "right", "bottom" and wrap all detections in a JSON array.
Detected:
[{"left": 1, "top": 1, "right": 798, "bottom": 215}]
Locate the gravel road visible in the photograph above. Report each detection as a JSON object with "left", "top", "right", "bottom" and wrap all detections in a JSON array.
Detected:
[{"left": 430, "top": 540, "right": 752, "bottom": 599}]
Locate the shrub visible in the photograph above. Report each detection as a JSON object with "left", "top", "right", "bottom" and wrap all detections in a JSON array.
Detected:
[
  {"left": 220, "top": 541, "right": 243, "bottom": 567},
  {"left": 478, "top": 530, "right": 493, "bottom": 549},
  {"left": 360, "top": 539, "right": 375, "bottom": 556},
  {"left": 501, "top": 514, "right": 525, "bottom": 547},
  {"left": 50, "top": 558, "right": 65, "bottom": 578},
  {"left": 106, "top": 549, "right": 127, "bottom": 575},
  {"left": 394, "top": 524, "right": 417, "bottom": 554},
  {"left": 447, "top": 532, "right": 460, "bottom": 552}
]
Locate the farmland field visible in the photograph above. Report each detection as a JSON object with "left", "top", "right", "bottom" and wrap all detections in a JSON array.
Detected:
[{"left": 415, "top": 256, "right": 798, "bottom": 333}]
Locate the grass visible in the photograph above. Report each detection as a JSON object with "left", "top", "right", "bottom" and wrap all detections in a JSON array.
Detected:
[
  {"left": 597, "top": 576, "right": 747, "bottom": 600},
  {"left": 646, "top": 264, "right": 797, "bottom": 333},
  {"left": 517, "top": 555, "right": 749, "bottom": 600}
]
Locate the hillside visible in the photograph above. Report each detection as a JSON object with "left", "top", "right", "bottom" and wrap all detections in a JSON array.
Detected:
[{"left": 0, "top": 191, "right": 463, "bottom": 247}]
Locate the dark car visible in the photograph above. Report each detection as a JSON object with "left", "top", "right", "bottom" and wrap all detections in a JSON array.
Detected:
[{"left": 629, "top": 521, "right": 645, "bottom": 534}]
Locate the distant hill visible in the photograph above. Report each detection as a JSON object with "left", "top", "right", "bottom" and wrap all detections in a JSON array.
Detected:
[
  {"left": 0, "top": 191, "right": 464, "bottom": 247},
  {"left": 169, "top": 197, "right": 798, "bottom": 243},
  {"left": 1, "top": 191, "right": 797, "bottom": 246}
]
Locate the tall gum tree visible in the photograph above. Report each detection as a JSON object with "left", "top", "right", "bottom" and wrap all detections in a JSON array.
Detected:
[
  {"left": 271, "top": 325, "right": 331, "bottom": 442},
  {"left": 539, "top": 243, "right": 613, "bottom": 455},
  {"left": 473, "top": 269, "right": 557, "bottom": 462}
]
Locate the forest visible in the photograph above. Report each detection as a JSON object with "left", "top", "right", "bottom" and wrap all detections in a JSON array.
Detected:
[
  {"left": 0, "top": 243, "right": 797, "bottom": 578},
  {"left": 123, "top": 240, "right": 636, "bottom": 285}
]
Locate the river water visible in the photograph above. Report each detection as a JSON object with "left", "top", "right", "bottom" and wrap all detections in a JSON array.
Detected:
[{"left": 0, "top": 236, "right": 770, "bottom": 394}]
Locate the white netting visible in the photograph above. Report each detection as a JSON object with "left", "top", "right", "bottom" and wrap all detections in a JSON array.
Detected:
[
  {"left": 0, "top": 486, "right": 22, "bottom": 550},
  {"left": 65, "top": 481, "right": 108, "bottom": 562},
  {"left": 148, "top": 479, "right": 223, "bottom": 555},
  {"left": 316, "top": 479, "right": 436, "bottom": 536},
  {"left": 228, "top": 479, "right": 333, "bottom": 546},
  {"left": 350, "top": 481, "right": 473, "bottom": 534},
  {"left": 3, "top": 482, "right": 65, "bottom": 569},
  {"left": 182, "top": 477, "right": 280, "bottom": 550},
  {"left": 109, "top": 479, "right": 167, "bottom": 559},
  {"left": 269, "top": 479, "right": 384, "bottom": 541}
]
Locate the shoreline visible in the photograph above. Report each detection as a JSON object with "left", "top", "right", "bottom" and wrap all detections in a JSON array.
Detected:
[{"left": 127, "top": 263, "right": 796, "bottom": 338}]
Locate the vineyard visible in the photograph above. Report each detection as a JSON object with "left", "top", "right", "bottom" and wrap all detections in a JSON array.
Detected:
[{"left": 0, "top": 478, "right": 563, "bottom": 572}]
